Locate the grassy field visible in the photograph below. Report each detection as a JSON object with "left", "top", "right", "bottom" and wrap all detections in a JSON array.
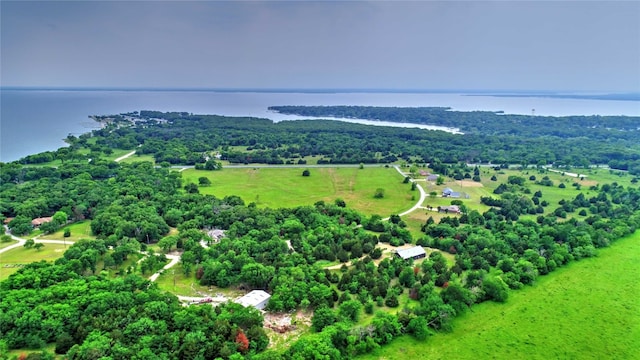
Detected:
[
  {"left": 39, "top": 220, "right": 94, "bottom": 241},
  {"left": 182, "top": 166, "right": 416, "bottom": 216},
  {"left": 0, "top": 239, "right": 19, "bottom": 250},
  {"left": 154, "top": 263, "right": 245, "bottom": 299},
  {"left": 358, "top": 230, "right": 640, "bottom": 360},
  {"left": 0, "top": 243, "right": 69, "bottom": 282},
  {"left": 118, "top": 153, "right": 156, "bottom": 164}
]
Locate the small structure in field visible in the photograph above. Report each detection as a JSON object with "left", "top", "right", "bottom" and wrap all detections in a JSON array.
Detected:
[
  {"left": 426, "top": 174, "right": 439, "bottom": 182},
  {"left": 395, "top": 246, "right": 427, "bottom": 261},
  {"left": 442, "top": 187, "right": 461, "bottom": 198},
  {"left": 439, "top": 205, "right": 461, "bottom": 214},
  {"left": 236, "top": 290, "right": 271, "bottom": 310}
]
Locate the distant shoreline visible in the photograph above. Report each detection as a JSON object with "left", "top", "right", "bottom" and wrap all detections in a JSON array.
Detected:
[{"left": 2, "top": 86, "right": 639, "bottom": 101}]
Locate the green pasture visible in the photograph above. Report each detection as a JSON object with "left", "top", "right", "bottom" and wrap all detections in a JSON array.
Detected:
[
  {"left": 0, "top": 243, "right": 69, "bottom": 282},
  {"left": 182, "top": 167, "right": 417, "bottom": 216},
  {"left": 432, "top": 167, "right": 624, "bottom": 220},
  {"left": 358, "top": 231, "right": 640, "bottom": 360},
  {"left": 118, "top": 153, "right": 156, "bottom": 164},
  {"left": 39, "top": 220, "right": 94, "bottom": 241},
  {"left": 0, "top": 239, "right": 18, "bottom": 251}
]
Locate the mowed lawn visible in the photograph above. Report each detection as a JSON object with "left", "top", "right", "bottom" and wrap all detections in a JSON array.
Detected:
[
  {"left": 39, "top": 220, "right": 95, "bottom": 241},
  {"left": 182, "top": 167, "right": 417, "bottom": 216},
  {"left": 0, "top": 243, "right": 69, "bottom": 281},
  {"left": 358, "top": 231, "right": 640, "bottom": 360}
]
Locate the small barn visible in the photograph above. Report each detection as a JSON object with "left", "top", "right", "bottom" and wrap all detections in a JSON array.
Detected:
[
  {"left": 236, "top": 290, "right": 271, "bottom": 310},
  {"left": 395, "top": 246, "right": 427, "bottom": 261},
  {"left": 439, "top": 205, "right": 461, "bottom": 214},
  {"left": 442, "top": 187, "right": 461, "bottom": 198}
]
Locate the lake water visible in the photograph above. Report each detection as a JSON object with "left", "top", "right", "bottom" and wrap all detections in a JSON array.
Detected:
[{"left": 1, "top": 89, "right": 639, "bottom": 162}]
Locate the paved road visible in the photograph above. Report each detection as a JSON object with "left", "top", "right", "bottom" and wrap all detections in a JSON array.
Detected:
[{"left": 170, "top": 163, "right": 390, "bottom": 171}]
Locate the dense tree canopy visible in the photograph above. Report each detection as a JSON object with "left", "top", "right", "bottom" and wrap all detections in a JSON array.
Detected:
[{"left": 2, "top": 109, "right": 640, "bottom": 359}]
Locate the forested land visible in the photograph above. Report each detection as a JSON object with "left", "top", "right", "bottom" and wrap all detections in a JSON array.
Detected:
[
  {"left": 269, "top": 106, "right": 640, "bottom": 172},
  {"left": 16, "top": 110, "right": 640, "bottom": 173},
  {"left": 1, "top": 110, "right": 640, "bottom": 359}
]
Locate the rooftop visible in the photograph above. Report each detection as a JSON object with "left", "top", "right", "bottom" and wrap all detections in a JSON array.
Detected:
[
  {"left": 396, "top": 246, "right": 426, "bottom": 260},
  {"left": 236, "top": 290, "right": 271, "bottom": 308}
]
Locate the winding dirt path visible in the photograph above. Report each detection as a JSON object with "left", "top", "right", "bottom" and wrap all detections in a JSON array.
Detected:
[{"left": 115, "top": 150, "right": 136, "bottom": 162}]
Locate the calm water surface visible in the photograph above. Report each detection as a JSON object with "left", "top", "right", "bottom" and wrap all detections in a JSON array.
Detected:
[{"left": 1, "top": 90, "right": 638, "bottom": 162}]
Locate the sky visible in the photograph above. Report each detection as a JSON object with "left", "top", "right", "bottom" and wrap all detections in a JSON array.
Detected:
[{"left": 1, "top": 1, "right": 639, "bottom": 92}]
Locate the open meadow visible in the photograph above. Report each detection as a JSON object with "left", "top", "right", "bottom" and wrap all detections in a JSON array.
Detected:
[
  {"left": 38, "top": 220, "right": 95, "bottom": 241},
  {"left": 358, "top": 230, "right": 640, "bottom": 360},
  {"left": 181, "top": 166, "right": 418, "bottom": 216},
  {"left": 0, "top": 243, "right": 69, "bottom": 282}
]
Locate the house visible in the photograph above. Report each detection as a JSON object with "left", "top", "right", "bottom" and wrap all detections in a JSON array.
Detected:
[
  {"left": 426, "top": 174, "right": 439, "bottom": 182},
  {"left": 236, "top": 290, "right": 271, "bottom": 310},
  {"left": 31, "top": 217, "right": 53, "bottom": 228},
  {"left": 419, "top": 170, "right": 429, "bottom": 176},
  {"left": 442, "top": 187, "right": 461, "bottom": 198},
  {"left": 206, "top": 229, "right": 226, "bottom": 243},
  {"left": 439, "top": 205, "right": 461, "bottom": 214},
  {"left": 395, "top": 246, "right": 427, "bottom": 261}
]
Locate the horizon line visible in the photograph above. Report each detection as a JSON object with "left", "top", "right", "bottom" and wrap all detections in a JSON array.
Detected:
[{"left": 2, "top": 86, "right": 638, "bottom": 95}]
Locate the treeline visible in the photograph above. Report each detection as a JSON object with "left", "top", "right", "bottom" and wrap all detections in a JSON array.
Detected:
[{"left": 268, "top": 105, "right": 640, "bottom": 140}]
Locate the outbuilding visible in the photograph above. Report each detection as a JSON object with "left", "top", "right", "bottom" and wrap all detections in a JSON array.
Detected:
[
  {"left": 236, "top": 290, "right": 271, "bottom": 310},
  {"left": 442, "top": 187, "right": 461, "bottom": 198},
  {"left": 395, "top": 246, "right": 427, "bottom": 261}
]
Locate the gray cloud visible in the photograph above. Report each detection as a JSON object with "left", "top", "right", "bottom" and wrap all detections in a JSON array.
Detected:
[{"left": 2, "top": 0, "right": 638, "bottom": 91}]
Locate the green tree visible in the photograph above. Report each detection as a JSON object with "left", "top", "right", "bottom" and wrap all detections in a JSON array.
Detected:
[
  {"left": 441, "top": 283, "right": 474, "bottom": 314},
  {"left": 311, "top": 305, "right": 337, "bottom": 332},
  {"left": 302, "top": 169, "right": 311, "bottom": 177},
  {"left": 8, "top": 216, "right": 32, "bottom": 236},
  {"left": 338, "top": 300, "right": 362, "bottom": 322},
  {"left": 52, "top": 211, "right": 68, "bottom": 226},
  {"left": 399, "top": 266, "right": 416, "bottom": 288},
  {"left": 198, "top": 176, "right": 212, "bottom": 186},
  {"left": 407, "top": 316, "right": 430, "bottom": 340},
  {"left": 184, "top": 183, "right": 199, "bottom": 194},
  {"left": 24, "top": 238, "right": 35, "bottom": 249},
  {"left": 181, "top": 251, "right": 196, "bottom": 276},
  {"left": 204, "top": 159, "right": 222, "bottom": 170},
  {"left": 374, "top": 188, "right": 385, "bottom": 199},
  {"left": 482, "top": 275, "right": 509, "bottom": 302},
  {"left": 34, "top": 243, "right": 44, "bottom": 251},
  {"left": 55, "top": 332, "right": 75, "bottom": 355}
]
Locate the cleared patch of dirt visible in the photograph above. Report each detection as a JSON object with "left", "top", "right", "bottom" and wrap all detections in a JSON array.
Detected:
[{"left": 264, "top": 310, "right": 312, "bottom": 350}]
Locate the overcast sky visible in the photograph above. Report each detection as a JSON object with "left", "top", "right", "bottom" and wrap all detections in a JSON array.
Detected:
[{"left": 2, "top": 1, "right": 639, "bottom": 92}]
